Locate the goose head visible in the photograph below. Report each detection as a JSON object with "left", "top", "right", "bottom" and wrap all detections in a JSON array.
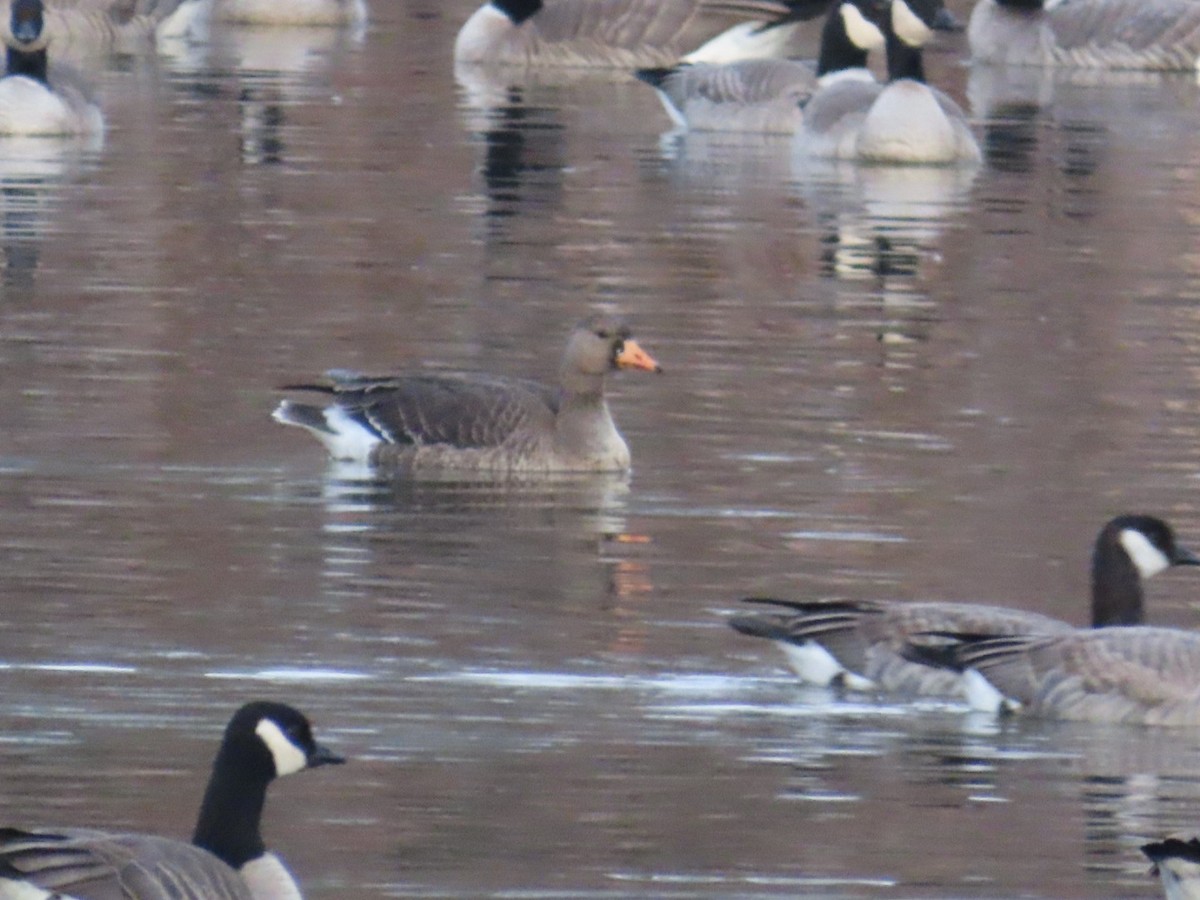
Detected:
[
  {"left": 223, "top": 700, "right": 345, "bottom": 780},
  {"left": 561, "top": 315, "right": 662, "bottom": 391},
  {"left": 7, "top": 0, "right": 48, "bottom": 53},
  {"left": 1091, "top": 514, "right": 1200, "bottom": 627}
]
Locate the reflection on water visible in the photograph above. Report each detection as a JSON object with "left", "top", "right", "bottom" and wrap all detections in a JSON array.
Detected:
[{"left": 5, "top": 1, "right": 1200, "bottom": 897}]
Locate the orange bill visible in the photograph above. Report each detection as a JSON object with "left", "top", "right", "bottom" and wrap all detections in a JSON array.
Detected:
[{"left": 615, "top": 339, "right": 662, "bottom": 373}]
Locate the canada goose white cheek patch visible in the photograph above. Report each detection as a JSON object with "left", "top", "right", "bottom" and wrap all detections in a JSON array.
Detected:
[
  {"left": 255, "top": 719, "right": 308, "bottom": 777},
  {"left": 839, "top": 3, "right": 885, "bottom": 52},
  {"left": 891, "top": 0, "right": 933, "bottom": 48},
  {"left": 1119, "top": 528, "right": 1171, "bottom": 578}
]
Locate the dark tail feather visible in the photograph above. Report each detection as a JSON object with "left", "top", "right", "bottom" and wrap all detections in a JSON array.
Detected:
[
  {"left": 272, "top": 400, "right": 333, "bottom": 434},
  {"left": 635, "top": 66, "right": 679, "bottom": 88},
  {"left": 277, "top": 382, "right": 338, "bottom": 394},
  {"left": 1142, "top": 836, "right": 1200, "bottom": 865},
  {"left": 728, "top": 614, "right": 790, "bottom": 641}
]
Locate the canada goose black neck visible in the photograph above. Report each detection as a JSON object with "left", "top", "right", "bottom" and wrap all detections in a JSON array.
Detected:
[
  {"left": 7, "top": 0, "right": 47, "bottom": 84},
  {"left": 6, "top": 45, "right": 46, "bottom": 82},
  {"left": 885, "top": 34, "right": 924, "bottom": 82},
  {"left": 816, "top": 2, "right": 878, "bottom": 76},
  {"left": 491, "top": 0, "right": 542, "bottom": 25},
  {"left": 191, "top": 723, "right": 273, "bottom": 868},
  {"left": 995, "top": 0, "right": 1044, "bottom": 9}
]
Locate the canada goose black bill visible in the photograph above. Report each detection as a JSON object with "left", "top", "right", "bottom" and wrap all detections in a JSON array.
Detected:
[
  {"left": 273, "top": 315, "right": 662, "bottom": 474},
  {"left": 0, "top": 701, "right": 344, "bottom": 900},
  {"left": 729, "top": 514, "right": 1200, "bottom": 696}
]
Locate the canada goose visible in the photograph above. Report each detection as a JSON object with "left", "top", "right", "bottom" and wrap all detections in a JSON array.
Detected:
[
  {"left": 0, "top": 701, "right": 344, "bottom": 899},
  {"left": 0, "top": 0, "right": 206, "bottom": 61},
  {"left": 273, "top": 314, "right": 663, "bottom": 474},
  {"left": 729, "top": 514, "right": 1200, "bottom": 695},
  {"left": 968, "top": 0, "right": 1200, "bottom": 70},
  {"left": 0, "top": 0, "right": 103, "bottom": 136},
  {"left": 453, "top": 0, "right": 834, "bottom": 68},
  {"left": 904, "top": 626, "right": 1200, "bottom": 725},
  {"left": 213, "top": 0, "right": 367, "bottom": 27},
  {"left": 1144, "top": 835, "right": 1200, "bottom": 900},
  {"left": 632, "top": 0, "right": 888, "bottom": 133},
  {"left": 796, "top": 0, "right": 979, "bottom": 163}
]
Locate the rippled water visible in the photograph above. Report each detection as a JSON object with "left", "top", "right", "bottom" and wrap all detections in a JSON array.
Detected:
[{"left": 4, "top": 1, "right": 1200, "bottom": 897}]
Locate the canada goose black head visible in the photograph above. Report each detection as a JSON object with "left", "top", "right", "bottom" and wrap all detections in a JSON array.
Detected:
[
  {"left": 192, "top": 701, "right": 343, "bottom": 869},
  {"left": 1092, "top": 514, "right": 1200, "bottom": 627},
  {"left": 490, "top": 0, "right": 543, "bottom": 25}
]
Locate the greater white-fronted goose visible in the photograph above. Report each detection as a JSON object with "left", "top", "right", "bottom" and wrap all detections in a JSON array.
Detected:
[
  {"left": 453, "top": 0, "right": 832, "bottom": 68},
  {"left": 0, "top": 701, "right": 344, "bottom": 899},
  {"left": 273, "top": 315, "right": 662, "bottom": 474},
  {"left": 1144, "top": 834, "right": 1200, "bottom": 899},
  {"left": 968, "top": 0, "right": 1200, "bottom": 69},
  {"left": 795, "top": 0, "right": 979, "bottom": 163},
  {"left": 729, "top": 514, "right": 1200, "bottom": 695},
  {"left": 214, "top": 0, "right": 367, "bottom": 27},
  {"left": 633, "top": 0, "right": 887, "bottom": 133},
  {"left": 0, "top": 0, "right": 103, "bottom": 136}
]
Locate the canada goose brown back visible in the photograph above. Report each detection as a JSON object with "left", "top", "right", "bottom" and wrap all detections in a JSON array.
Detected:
[
  {"left": 454, "top": 0, "right": 831, "bottom": 68},
  {"left": 969, "top": 0, "right": 1200, "bottom": 69},
  {"left": 729, "top": 514, "right": 1200, "bottom": 695}
]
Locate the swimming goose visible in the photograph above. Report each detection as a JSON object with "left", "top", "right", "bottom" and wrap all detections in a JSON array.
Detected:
[
  {"left": 795, "top": 0, "right": 979, "bottom": 163},
  {"left": 0, "top": 0, "right": 206, "bottom": 61},
  {"left": 273, "top": 314, "right": 663, "bottom": 474},
  {"left": 729, "top": 514, "right": 1200, "bottom": 695},
  {"left": 904, "top": 626, "right": 1200, "bottom": 725},
  {"left": 213, "top": 0, "right": 367, "bottom": 27},
  {"left": 633, "top": 0, "right": 888, "bottom": 133},
  {"left": 0, "top": 0, "right": 103, "bottom": 136},
  {"left": 453, "top": 0, "right": 834, "bottom": 68},
  {"left": 1144, "top": 835, "right": 1200, "bottom": 900},
  {"left": 968, "top": 0, "right": 1200, "bottom": 70},
  {"left": 0, "top": 701, "right": 344, "bottom": 899}
]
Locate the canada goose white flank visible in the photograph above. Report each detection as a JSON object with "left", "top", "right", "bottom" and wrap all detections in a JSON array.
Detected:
[
  {"left": 0, "top": 0, "right": 103, "bottom": 136},
  {"left": 729, "top": 514, "right": 1200, "bottom": 696},
  {"left": 968, "top": 0, "right": 1200, "bottom": 69},
  {"left": 633, "top": 0, "right": 887, "bottom": 133},
  {"left": 454, "top": 0, "right": 834, "bottom": 68},
  {"left": 273, "top": 314, "right": 663, "bottom": 474},
  {"left": 0, "top": 701, "right": 344, "bottom": 899}
]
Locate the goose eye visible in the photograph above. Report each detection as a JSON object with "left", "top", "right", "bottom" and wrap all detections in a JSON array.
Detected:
[{"left": 595, "top": 329, "right": 610, "bottom": 339}]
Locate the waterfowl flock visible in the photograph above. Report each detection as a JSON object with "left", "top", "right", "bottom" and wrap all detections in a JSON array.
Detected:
[{"left": 5, "top": 0, "right": 1200, "bottom": 896}]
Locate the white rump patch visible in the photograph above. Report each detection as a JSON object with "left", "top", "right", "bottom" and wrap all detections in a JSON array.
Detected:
[
  {"left": 1156, "top": 856, "right": 1200, "bottom": 900},
  {"left": 781, "top": 641, "right": 848, "bottom": 687},
  {"left": 1120, "top": 528, "right": 1171, "bottom": 579},
  {"left": 255, "top": 718, "right": 308, "bottom": 777},
  {"left": 683, "top": 21, "right": 798, "bottom": 64},
  {"left": 839, "top": 3, "right": 886, "bottom": 52},
  {"left": 962, "top": 668, "right": 1014, "bottom": 713},
  {"left": 0, "top": 879, "right": 74, "bottom": 899},
  {"left": 891, "top": 0, "right": 933, "bottom": 48},
  {"left": 272, "top": 401, "right": 381, "bottom": 462},
  {"left": 241, "top": 852, "right": 303, "bottom": 900}
]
